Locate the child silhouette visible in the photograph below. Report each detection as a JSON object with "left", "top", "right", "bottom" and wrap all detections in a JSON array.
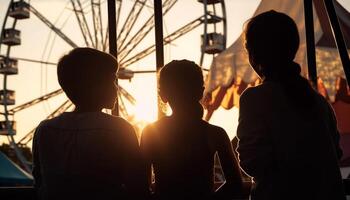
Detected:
[
  {"left": 237, "top": 10, "right": 345, "bottom": 200},
  {"left": 141, "top": 60, "right": 243, "bottom": 200},
  {"left": 32, "top": 48, "right": 147, "bottom": 200}
]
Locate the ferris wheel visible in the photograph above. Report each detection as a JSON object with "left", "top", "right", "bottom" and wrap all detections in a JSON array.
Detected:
[{"left": 0, "top": 0, "right": 227, "bottom": 172}]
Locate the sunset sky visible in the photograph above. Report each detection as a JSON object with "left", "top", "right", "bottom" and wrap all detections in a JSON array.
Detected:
[{"left": 0, "top": 0, "right": 349, "bottom": 146}]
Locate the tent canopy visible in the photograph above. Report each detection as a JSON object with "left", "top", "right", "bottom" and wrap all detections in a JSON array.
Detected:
[
  {"left": 204, "top": 0, "right": 350, "bottom": 112},
  {"left": 0, "top": 151, "right": 33, "bottom": 186},
  {"left": 315, "top": 0, "right": 350, "bottom": 48}
]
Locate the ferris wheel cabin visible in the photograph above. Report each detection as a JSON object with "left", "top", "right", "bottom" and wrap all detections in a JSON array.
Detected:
[
  {"left": 198, "top": 0, "right": 226, "bottom": 66},
  {"left": 0, "top": 90, "right": 16, "bottom": 105},
  {"left": 0, "top": 121, "right": 16, "bottom": 135},
  {"left": 198, "top": 0, "right": 221, "bottom": 4},
  {"left": 8, "top": 1, "right": 30, "bottom": 20},
  {"left": 201, "top": 33, "right": 225, "bottom": 54},
  {"left": 1, "top": 29, "right": 21, "bottom": 46},
  {"left": 0, "top": 57, "right": 18, "bottom": 75}
]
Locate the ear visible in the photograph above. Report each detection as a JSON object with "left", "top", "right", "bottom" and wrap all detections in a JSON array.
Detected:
[
  {"left": 248, "top": 54, "right": 263, "bottom": 78},
  {"left": 194, "top": 86, "right": 203, "bottom": 101},
  {"left": 159, "top": 89, "right": 168, "bottom": 103}
]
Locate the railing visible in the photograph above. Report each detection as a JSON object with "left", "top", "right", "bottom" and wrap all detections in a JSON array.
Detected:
[{"left": 0, "top": 180, "right": 350, "bottom": 199}]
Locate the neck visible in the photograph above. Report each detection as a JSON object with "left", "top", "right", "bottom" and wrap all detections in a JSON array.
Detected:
[
  {"left": 170, "top": 102, "right": 203, "bottom": 120},
  {"left": 263, "top": 61, "right": 301, "bottom": 82},
  {"left": 74, "top": 105, "right": 102, "bottom": 113}
]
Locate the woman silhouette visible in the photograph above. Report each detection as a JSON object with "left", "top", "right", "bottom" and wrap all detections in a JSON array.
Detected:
[
  {"left": 141, "top": 60, "right": 244, "bottom": 200},
  {"left": 237, "top": 10, "right": 345, "bottom": 200}
]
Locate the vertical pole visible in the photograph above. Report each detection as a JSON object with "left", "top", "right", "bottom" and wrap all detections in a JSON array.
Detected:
[
  {"left": 199, "top": 0, "right": 208, "bottom": 67},
  {"left": 304, "top": 0, "right": 318, "bottom": 88},
  {"left": 323, "top": 0, "right": 350, "bottom": 87},
  {"left": 107, "top": 0, "right": 119, "bottom": 116},
  {"left": 154, "top": 0, "right": 165, "bottom": 119}
]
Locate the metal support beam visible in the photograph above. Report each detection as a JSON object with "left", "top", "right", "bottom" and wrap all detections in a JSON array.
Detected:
[
  {"left": 108, "top": 0, "right": 119, "bottom": 116},
  {"left": 304, "top": 0, "right": 317, "bottom": 88},
  {"left": 154, "top": 0, "right": 164, "bottom": 119},
  {"left": 103, "top": 0, "right": 122, "bottom": 51},
  {"left": 323, "top": 0, "right": 350, "bottom": 87},
  {"left": 200, "top": 0, "right": 208, "bottom": 67}
]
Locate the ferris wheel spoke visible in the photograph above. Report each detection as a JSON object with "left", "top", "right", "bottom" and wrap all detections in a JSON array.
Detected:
[
  {"left": 118, "top": 86, "right": 136, "bottom": 105},
  {"left": 71, "top": 0, "right": 95, "bottom": 47},
  {"left": 29, "top": 5, "right": 78, "bottom": 48},
  {"left": 118, "top": 0, "right": 177, "bottom": 59},
  {"left": 10, "top": 56, "right": 57, "bottom": 66},
  {"left": 47, "top": 99, "right": 73, "bottom": 119},
  {"left": 117, "top": 0, "right": 147, "bottom": 51},
  {"left": 91, "top": 0, "right": 104, "bottom": 50},
  {"left": 8, "top": 89, "right": 64, "bottom": 114},
  {"left": 120, "top": 15, "right": 205, "bottom": 67},
  {"left": 117, "top": 92, "right": 129, "bottom": 118},
  {"left": 17, "top": 99, "right": 73, "bottom": 146}
]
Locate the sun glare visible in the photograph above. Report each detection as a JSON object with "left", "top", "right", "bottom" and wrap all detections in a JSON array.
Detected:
[{"left": 133, "top": 102, "right": 158, "bottom": 125}]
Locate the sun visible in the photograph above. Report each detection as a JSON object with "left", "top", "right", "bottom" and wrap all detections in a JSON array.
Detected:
[{"left": 131, "top": 101, "right": 158, "bottom": 125}]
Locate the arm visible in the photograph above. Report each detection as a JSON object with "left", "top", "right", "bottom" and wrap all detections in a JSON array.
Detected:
[
  {"left": 214, "top": 128, "right": 244, "bottom": 197},
  {"left": 216, "top": 128, "right": 243, "bottom": 186},
  {"left": 236, "top": 88, "right": 273, "bottom": 179},
  {"left": 327, "top": 102, "right": 343, "bottom": 160}
]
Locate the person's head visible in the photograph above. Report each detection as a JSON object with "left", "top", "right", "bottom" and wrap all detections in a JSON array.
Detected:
[
  {"left": 244, "top": 10, "right": 300, "bottom": 79},
  {"left": 57, "top": 48, "right": 118, "bottom": 110},
  {"left": 245, "top": 10, "right": 316, "bottom": 108},
  {"left": 159, "top": 60, "right": 204, "bottom": 114}
]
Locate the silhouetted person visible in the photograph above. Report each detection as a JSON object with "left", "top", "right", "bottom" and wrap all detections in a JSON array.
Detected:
[
  {"left": 32, "top": 48, "right": 147, "bottom": 200},
  {"left": 141, "top": 60, "right": 243, "bottom": 200},
  {"left": 237, "top": 10, "right": 345, "bottom": 200}
]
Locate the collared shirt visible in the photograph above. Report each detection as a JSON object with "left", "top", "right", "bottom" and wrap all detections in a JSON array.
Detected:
[{"left": 32, "top": 112, "right": 147, "bottom": 200}]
